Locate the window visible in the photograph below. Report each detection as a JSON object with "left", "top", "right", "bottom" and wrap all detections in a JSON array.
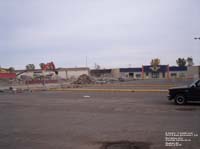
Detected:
[
  {"left": 171, "top": 73, "right": 177, "bottom": 77},
  {"left": 179, "top": 72, "right": 185, "bottom": 78},
  {"left": 151, "top": 72, "right": 159, "bottom": 78},
  {"left": 162, "top": 72, "right": 165, "bottom": 78},
  {"left": 135, "top": 74, "right": 141, "bottom": 78},
  {"left": 129, "top": 73, "right": 134, "bottom": 78}
]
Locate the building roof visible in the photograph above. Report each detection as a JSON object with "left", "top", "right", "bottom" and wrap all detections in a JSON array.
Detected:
[
  {"left": 119, "top": 65, "right": 187, "bottom": 73},
  {"left": 90, "top": 69, "right": 112, "bottom": 73},
  {"left": 143, "top": 65, "right": 168, "bottom": 73},
  {"left": 120, "top": 68, "right": 142, "bottom": 72},
  {"left": 15, "top": 67, "right": 90, "bottom": 72},
  {"left": 169, "top": 66, "right": 187, "bottom": 71},
  {"left": 57, "top": 67, "right": 90, "bottom": 71}
]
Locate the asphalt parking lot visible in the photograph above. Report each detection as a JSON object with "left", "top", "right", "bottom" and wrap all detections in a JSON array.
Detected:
[{"left": 0, "top": 91, "right": 199, "bottom": 149}]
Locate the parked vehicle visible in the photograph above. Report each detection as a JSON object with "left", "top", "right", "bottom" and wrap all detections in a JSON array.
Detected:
[{"left": 168, "top": 80, "right": 200, "bottom": 105}]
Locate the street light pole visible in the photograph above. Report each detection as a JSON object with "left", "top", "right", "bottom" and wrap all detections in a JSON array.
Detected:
[
  {"left": 194, "top": 37, "right": 200, "bottom": 40},
  {"left": 194, "top": 37, "right": 200, "bottom": 64},
  {"left": 194, "top": 37, "right": 200, "bottom": 78}
]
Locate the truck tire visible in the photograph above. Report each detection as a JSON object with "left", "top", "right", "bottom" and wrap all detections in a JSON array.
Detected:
[{"left": 174, "top": 94, "right": 186, "bottom": 105}]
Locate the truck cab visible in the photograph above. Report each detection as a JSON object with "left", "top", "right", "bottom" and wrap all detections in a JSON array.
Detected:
[{"left": 168, "top": 80, "right": 200, "bottom": 105}]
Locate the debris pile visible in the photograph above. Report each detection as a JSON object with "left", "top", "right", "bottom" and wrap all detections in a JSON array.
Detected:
[{"left": 73, "top": 74, "right": 93, "bottom": 84}]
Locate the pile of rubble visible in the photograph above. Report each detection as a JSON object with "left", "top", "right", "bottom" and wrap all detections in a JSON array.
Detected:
[{"left": 73, "top": 74, "right": 93, "bottom": 84}]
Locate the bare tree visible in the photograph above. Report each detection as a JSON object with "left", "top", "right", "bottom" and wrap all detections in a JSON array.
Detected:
[
  {"left": 151, "top": 58, "right": 160, "bottom": 66},
  {"left": 39, "top": 63, "right": 45, "bottom": 69},
  {"left": 176, "top": 58, "right": 186, "bottom": 67},
  {"left": 8, "top": 67, "right": 15, "bottom": 73},
  {"left": 26, "top": 64, "right": 35, "bottom": 70},
  {"left": 187, "top": 57, "right": 194, "bottom": 66}
]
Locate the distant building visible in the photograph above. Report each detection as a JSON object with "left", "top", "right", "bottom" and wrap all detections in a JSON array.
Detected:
[
  {"left": 187, "top": 66, "right": 200, "bottom": 79},
  {"left": 13, "top": 65, "right": 200, "bottom": 81},
  {"left": 16, "top": 67, "right": 90, "bottom": 80},
  {"left": 90, "top": 69, "right": 112, "bottom": 78},
  {"left": 57, "top": 67, "right": 90, "bottom": 79},
  {"left": 114, "top": 65, "right": 189, "bottom": 80},
  {"left": 169, "top": 66, "right": 187, "bottom": 79},
  {"left": 119, "top": 68, "right": 142, "bottom": 79},
  {"left": 142, "top": 65, "right": 169, "bottom": 79}
]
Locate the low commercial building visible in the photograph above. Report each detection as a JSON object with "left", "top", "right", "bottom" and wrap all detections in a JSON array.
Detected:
[
  {"left": 46, "top": 67, "right": 90, "bottom": 80},
  {"left": 90, "top": 69, "right": 112, "bottom": 78},
  {"left": 117, "top": 65, "right": 188, "bottom": 80},
  {"left": 16, "top": 67, "right": 90, "bottom": 80},
  {"left": 119, "top": 68, "right": 142, "bottom": 79},
  {"left": 142, "top": 65, "right": 170, "bottom": 79},
  {"left": 169, "top": 66, "right": 187, "bottom": 79}
]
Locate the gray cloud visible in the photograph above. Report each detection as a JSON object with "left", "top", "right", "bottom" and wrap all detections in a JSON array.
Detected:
[{"left": 0, "top": 0, "right": 200, "bottom": 69}]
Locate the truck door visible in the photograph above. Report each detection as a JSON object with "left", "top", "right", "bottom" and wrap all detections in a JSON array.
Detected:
[{"left": 191, "top": 80, "right": 200, "bottom": 100}]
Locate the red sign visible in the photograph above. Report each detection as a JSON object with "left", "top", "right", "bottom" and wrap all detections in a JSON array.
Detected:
[{"left": 0, "top": 73, "right": 16, "bottom": 79}]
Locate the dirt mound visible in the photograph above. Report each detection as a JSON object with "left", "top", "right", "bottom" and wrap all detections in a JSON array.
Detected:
[{"left": 73, "top": 74, "right": 93, "bottom": 84}]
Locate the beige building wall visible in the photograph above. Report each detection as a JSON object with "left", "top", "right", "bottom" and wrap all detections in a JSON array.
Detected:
[
  {"left": 111, "top": 69, "right": 120, "bottom": 78},
  {"left": 66, "top": 69, "right": 89, "bottom": 79},
  {"left": 169, "top": 71, "right": 187, "bottom": 79},
  {"left": 187, "top": 66, "right": 200, "bottom": 79},
  {"left": 57, "top": 70, "right": 67, "bottom": 79}
]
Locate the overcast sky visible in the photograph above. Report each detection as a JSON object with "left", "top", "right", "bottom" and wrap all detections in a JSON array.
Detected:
[{"left": 0, "top": 0, "right": 200, "bottom": 69}]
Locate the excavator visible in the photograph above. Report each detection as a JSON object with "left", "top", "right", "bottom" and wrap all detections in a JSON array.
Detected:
[
  {"left": 0, "top": 62, "right": 57, "bottom": 80},
  {"left": 28, "top": 62, "right": 57, "bottom": 84},
  {"left": 34, "top": 62, "right": 57, "bottom": 79},
  {"left": 40, "top": 62, "right": 56, "bottom": 71}
]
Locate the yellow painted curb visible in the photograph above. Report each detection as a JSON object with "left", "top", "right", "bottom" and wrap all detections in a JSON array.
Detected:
[
  {"left": 48, "top": 88, "right": 168, "bottom": 93},
  {"left": 134, "top": 89, "right": 168, "bottom": 92},
  {"left": 48, "top": 88, "right": 135, "bottom": 92},
  {"left": 81, "top": 84, "right": 175, "bottom": 87}
]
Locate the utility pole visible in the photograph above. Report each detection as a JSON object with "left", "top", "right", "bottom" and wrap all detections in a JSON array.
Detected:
[
  {"left": 194, "top": 37, "right": 200, "bottom": 63},
  {"left": 85, "top": 56, "right": 88, "bottom": 67}
]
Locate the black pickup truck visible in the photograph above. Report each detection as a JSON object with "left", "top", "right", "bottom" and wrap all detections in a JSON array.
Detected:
[{"left": 168, "top": 80, "right": 200, "bottom": 105}]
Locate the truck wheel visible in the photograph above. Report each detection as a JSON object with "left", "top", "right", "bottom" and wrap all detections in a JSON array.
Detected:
[{"left": 175, "top": 94, "right": 186, "bottom": 105}]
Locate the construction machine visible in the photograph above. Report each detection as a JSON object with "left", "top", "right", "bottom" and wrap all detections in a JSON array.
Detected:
[{"left": 40, "top": 62, "right": 56, "bottom": 71}]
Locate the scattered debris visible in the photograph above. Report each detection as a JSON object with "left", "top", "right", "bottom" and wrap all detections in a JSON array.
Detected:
[
  {"left": 0, "top": 87, "right": 32, "bottom": 94},
  {"left": 73, "top": 74, "right": 93, "bottom": 84},
  {"left": 83, "top": 95, "right": 91, "bottom": 98}
]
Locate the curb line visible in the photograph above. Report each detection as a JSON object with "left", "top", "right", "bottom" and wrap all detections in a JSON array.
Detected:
[{"left": 47, "top": 88, "right": 168, "bottom": 93}]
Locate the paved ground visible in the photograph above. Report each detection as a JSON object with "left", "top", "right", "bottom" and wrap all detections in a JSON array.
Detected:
[
  {"left": 0, "top": 91, "right": 199, "bottom": 149},
  {"left": 0, "top": 79, "right": 195, "bottom": 91}
]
